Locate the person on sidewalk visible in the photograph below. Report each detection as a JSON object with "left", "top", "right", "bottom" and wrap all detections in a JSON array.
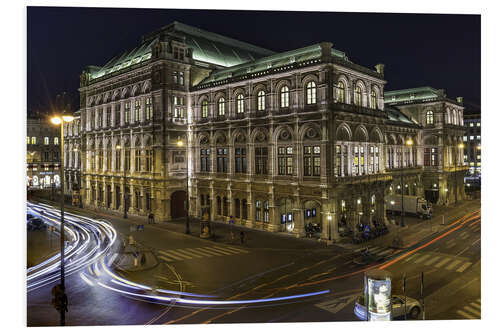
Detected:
[
  {"left": 148, "top": 212, "right": 155, "bottom": 224},
  {"left": 240, "top": 231, "right": 245, "bottom": 244}
]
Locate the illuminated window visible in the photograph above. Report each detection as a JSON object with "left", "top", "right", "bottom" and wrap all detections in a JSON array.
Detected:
[
  {"left": 278, "top": 146, "right": 293, "bottom": 175},
  {"left": 303, "top": 146, "right": 321, "bottom": 176},
  {"left": 236, "top": 94, "right": 244, "bottom": 114},
  {"left": 280, "top": 86, "right": 289, "bottom": 108},
  {"left": 173, "top": 71, "right": 178, "bottom": 84},
  {"left": 54, "top": 137, "right": 59, "bottom": 145},
  {"left": 354, "top": 86, "right": 362, "bottom": 106},
  {"left": 27, "top": 136, "right": 30, "bottom": 144},
  {"left": 44, "top": 137, "right": 49, "bottom": 145},
  {"left": 218, "top": 98, "right": 225, "bottom": 116},
  {"left": 145, "top": 97, "right": 152, "bottom": 121},
  {"left": 135, "top": 99, "right": 141, "bottom": 122},
  {"left": 201, "top": 100, "right": 208, "bottom": 118},
  {"left": 426, "top": 111, "right": 434, "bottom": 125},
  {"left": 469, "top": 123, "right": 474, "bottom": 127},
  {"left": 179, "top": 72, "right": 184, "bottom": 86},
  {"left": 463, "top": 136, "right": 467, "bottom": 142},
  {"left": 31, "top": 137, "right": 36, "bottom": 144},
  {"left": 371, "top": 90, "right": 377, "bottom": 109},
  {"left": 257, "top": 91, "right": 265, "bottom": 111},
  {"left": 477, "top": 122, "right": 480, "bottom": 127},
  {"left": 477, "top": 135, "right": 481, "bottom": 141},
  {"left": 255, "top": 200, "right": 262, "bottom": 221},
  {"left": 477, "top": 155, "right": 481, "bottom": 160},
  {"left": 470, "top": 136, "right": 474, "bottom": 140},
  {"left": 337, "top": 81, "right": 345, "bottom": 103},
  {"left": 124, "top": 102, "right": 130, "bottom": 124},
  {"left": 306, "top": 81, "right": 316, "bottom": 105}
]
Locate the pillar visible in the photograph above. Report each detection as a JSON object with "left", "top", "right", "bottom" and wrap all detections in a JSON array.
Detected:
[{"left": 292, "top": 196, "right": 305, "bottom": 237}]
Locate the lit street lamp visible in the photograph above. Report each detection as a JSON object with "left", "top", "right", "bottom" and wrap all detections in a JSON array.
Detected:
[
  {"left": 177, "top": 137, "right": 190, "bottom": 234},
  {"left": 50, "top": 111, "right": 74, "bottom": 326},
  {"left": 400, "top": 138, "right": 413, "bottom": 227},
  {"left": 116, "top": 145, "right": 128, "bottom": 218},
  {"left": 455, "top": 142, "right": 464, "bottom": 206}
]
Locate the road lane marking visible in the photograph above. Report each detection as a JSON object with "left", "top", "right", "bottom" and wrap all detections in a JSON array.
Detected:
[
  {"left": 470, "top": 302, "right": 481, "bottom": 310},
  {"left": 460, "top": 233, "right": 470, "bottom": 240},
  {"left": 445, "top": 259, "right": 462, "bottom": 270},
  {"left": 457, "top": 310, "right": 475, "bottom": 319},
  {"left": 424, "top": 256, "right": 441, "bottom": 266},
  {"left": 456, "top": 262, "right": 472, "bottom": 272},
  {"left": 414, "top": 254, "right": 431, "bottom": 264},
  {"left": 213, "top": 246, "right": 244, "bottom": 254},
  {"left": 175, "top": 248, "right": 203, "bottom": 259},
  {"left": 463, "top": 306, "right": 481, "bottom": 317},
  {"left": 434, "top": 257, "right": 452, "bottom": 268}
]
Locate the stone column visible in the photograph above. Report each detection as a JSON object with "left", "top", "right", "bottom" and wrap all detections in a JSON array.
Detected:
[
  {"left": 246, "top": 189, "right": 254, "bottom": 228},
  {"left": 292, "top": 196, "right": 305, "bottom": 237}
]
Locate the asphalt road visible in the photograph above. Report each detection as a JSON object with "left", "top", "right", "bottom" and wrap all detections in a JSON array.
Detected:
[{"left": 27, "top": 201, "right": 481, "bottom": 326}]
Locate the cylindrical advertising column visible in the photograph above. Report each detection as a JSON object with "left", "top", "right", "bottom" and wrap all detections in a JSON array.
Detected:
[{"left": 364, "top": 269, "right": 392, "bottom": 321}]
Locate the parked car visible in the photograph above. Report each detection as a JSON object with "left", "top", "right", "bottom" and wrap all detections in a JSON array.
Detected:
[
  {"left": 27, "top": 218, "right": 46, "bottom": 231},
  {"left": 27, "top": 213, "right": 34, "bottom": 221},
  {"left": 354, "top": 294, "right": 422, "bottom": 320}
]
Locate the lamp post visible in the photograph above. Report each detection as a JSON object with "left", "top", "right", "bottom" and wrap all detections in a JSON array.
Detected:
[
  {"left": 400, "top": 138, "right": 413, "bottom": 227},
  {"left": 177, "top": 138, "right": 190, "bottom": 234},
  {"left": 116, "top": 145, "right": 128, "bottom": 218},
  {"left": 51, "top": 112, "right": 74, "bottom": 326},
  {"left": 455, "top": 143, "right": 464, "bottom": 206}
]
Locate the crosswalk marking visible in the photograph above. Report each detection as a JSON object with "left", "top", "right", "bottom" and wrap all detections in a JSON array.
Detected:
[
  {"left": 208, "top": 247, "right": 235, "bottom": 255},
  {"left": 470, "top": 302, "right": 481, "bottom": 310},
  {"left": 424, "top": 256, "right": 441, "bottom": 266},
  {"left": 189, "top": 247, "right": 216, "bottom": 257},
  {"left": 225, "top": 245, "right": 250, "bottom": 254},
  {"left": 315, "top": 295, "right": 358, "bottom": 314},
  {"left": 435, "top": 257, "right": 452, "bottom": 268},
  {"left": 378, "top": 249, "right": 393, "bottom": 256},
  {"left": 445, "top": 260, "right": 462, "bottom": 270},
  {"left": 159, "top": 250, "right": 189, "bottom": 261},
  {"left": 213, "top": 246, "right": 242, "bottom": 254},
  {"left": 456, "top": 262, "right": 472, "bottom": 272},
  {"left": 457, "top": 310, "right": 476, "bottom": 319},
  {"left": 404, "top": 253, "right": 419, "bottom": 262},
  {"left": 463, "top": 306, "right": 480, "bottom": 317},
  {"left": 461, "top": 233, "right": 470, "bottom": 240},
  {"left": 175, "top": 248, "right": 204, "bottom": 258},
  {"left": 414, "top": 254, "right": 431, "bottom": 264},
  {"left": 157, "top": 246, "right": 250, "bottom": 263},
  {"left": 446, "top": 241, "right": 456, "bottom": 249},
  {"left": 158, "top": 255, "right": 174, "bottom": 262}
]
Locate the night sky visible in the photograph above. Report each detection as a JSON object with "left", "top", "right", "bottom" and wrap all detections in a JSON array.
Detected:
[{"left": 27, "top": 7, "right": 481, "bottom": 113}]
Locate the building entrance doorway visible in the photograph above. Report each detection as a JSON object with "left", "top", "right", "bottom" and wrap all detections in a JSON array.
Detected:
[{"left": 171, "top": 191, "right": 187, "bottom": 219}]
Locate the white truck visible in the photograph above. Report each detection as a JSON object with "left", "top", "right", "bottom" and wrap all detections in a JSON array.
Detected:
[{"left": 385, "top": 195, "right": 432, "bottom": 219}]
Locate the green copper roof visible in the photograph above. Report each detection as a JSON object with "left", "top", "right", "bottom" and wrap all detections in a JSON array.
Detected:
[
  {"left": 384, "top": 86, "right": 442, "bottom": 104},
  {"left": 88, "top": 22, "right": 275, "bottom": 81},
  {"left": 385, "top": 105, "right": 418, "bottom": 125},
  {"left": 196, "top": 44, "right": 349, "bottom": 87}
]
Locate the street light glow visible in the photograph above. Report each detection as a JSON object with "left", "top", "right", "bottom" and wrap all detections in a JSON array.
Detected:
[
  {"left": 63, "top": 115, "right": 75, "bottom": 122},
  {"left": 51, "top": 117, "right": 62, "bottom": 125}
]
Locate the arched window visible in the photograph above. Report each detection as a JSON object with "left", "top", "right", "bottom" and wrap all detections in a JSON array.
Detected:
[
  {"left": 201, "top": 100, "right": 208, "bottom": 118},
  {"left": 236, "top": 94, "right": 244, "bottom": 114},
  {"left": 306, "top": 81, "right": 316, "bottom": 105},
  {"left": 355, "top": 86, "right": 362, "bottom": 106},
  {"left": 371, "top": 90, "right": 377, "bottom": 109},
  {"left": 337, "top": 81, "right": 345, "bottom": 103},
  {"left": 218, "top": 97, "right": 225, "bottom": 116},
  {"left": 280, "top": 86, "right": 289, "bottom": 108},
  {"left": 257, "top": 90, "right": 265, "bottom": 111},
  {"left": 426, "top": 111, "right": 434, "bottom": 125}
]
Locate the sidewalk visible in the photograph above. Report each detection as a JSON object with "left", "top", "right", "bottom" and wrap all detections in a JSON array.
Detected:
[{"left": 337, "top": 199, "right": 481, "bottom": 251}]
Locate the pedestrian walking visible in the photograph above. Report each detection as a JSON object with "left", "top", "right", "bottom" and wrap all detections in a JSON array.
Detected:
[
  {"left": 240, "top": 231, "right": 245, "bottom": 244},
  {"left": 148, "top": 212, "right": 155, "bottom": 224}
]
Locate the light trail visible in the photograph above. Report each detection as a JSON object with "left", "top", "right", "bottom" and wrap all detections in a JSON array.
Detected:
[{"left": 27, "top": 201, "right": 329, "bottom": 309}]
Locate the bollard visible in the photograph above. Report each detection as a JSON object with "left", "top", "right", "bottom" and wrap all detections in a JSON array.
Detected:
[
  {"left": 441, "top": 215, "right": 445, "bottom": 226},
  {"left": 129, "top": 235, "right": 134, "bottom": 245}
]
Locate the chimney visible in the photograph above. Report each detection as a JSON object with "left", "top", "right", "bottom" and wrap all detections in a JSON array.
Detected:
[
  {"left": 457, "top": 96, "right": 463, "bottom": 103},
  {"left": 375, "top": 64, "right": 385, "bottom": 77},
  {"left": 319, "top": 42, "right": 333, "bottom": 60}
]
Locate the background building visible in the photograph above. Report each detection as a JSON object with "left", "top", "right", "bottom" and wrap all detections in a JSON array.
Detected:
[
  {"left": 27, "top": 111, "right": 61, "bottom": 189},
  {"left": 75, "top": 21, "right": 467, "bottom": 239},
  {"left": 463, "top": 102, "right": 481, "bottom": 176}
]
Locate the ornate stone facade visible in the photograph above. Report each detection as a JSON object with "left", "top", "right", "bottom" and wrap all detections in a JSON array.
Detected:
[{"left": 73, "top": 22, "right": 466, "bottom": 239}]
